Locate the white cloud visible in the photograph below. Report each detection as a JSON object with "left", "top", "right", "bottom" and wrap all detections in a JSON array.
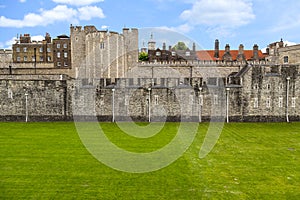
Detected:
[
  {"left": 31, "top": 35, "right": 45, "bottom": 42},
  {"left": 0, "top": 5, "right": 105, "bottom": 28},
  {"left": 101, "top": 25, "right": 109, "bottom": 29},
  {"left": 0, "top": 5, "right": 78, "bottom": 28},
  {"left": 52, "top": 0, "right": 104, "bottom": 6},
  {"left": 180, "top": 0, "right": 255, "bottom": 28},
  {"left": 0, "top": 37, "right": 17, "bottom": 49},
  {"left": 19, "top": 0, "right": 26, "bottom": 3},
  {"left": 78, "top": 6, "right": 105, "bottom": 20}
]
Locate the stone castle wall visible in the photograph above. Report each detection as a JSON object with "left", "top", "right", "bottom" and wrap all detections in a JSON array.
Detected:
[{"left": 1, "top": 64, "right": 299, "bottom": 122}]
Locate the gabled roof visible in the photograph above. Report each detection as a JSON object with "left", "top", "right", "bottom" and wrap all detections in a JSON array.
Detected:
[{"left": 197, "top": 50, "right": 267, "bottom": 61}]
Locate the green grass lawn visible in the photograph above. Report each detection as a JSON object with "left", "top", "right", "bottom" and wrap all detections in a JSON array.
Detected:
[{"left": 0, "top": 122, "right": 299, "bottom": 199}]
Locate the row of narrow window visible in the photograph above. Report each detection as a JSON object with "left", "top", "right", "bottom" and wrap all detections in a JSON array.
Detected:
[
  {"left": 253, "top": 97, "right": 297, "bottom": 108},
  {"left": 17, "top": 56, "right": 51, "bottom": 62},
  {"left": 15, "top": 44, "right": 68, "bottom": 53}
]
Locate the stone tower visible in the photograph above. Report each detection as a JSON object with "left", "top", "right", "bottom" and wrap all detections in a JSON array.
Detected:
[{"left": 70, "top": 25, "right": 138, "bottom": 81}]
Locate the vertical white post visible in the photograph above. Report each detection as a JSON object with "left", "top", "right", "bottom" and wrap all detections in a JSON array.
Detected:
[
  {"left": 226, "top": 88, "right": 230, "bottom": 123},
  {"left": 199, "top": 87, "right": 202, "bottom": 123},
  {"left": 286, "top": 77, "right": 290, "bottom": 123},
  {"left": 112, "top": 88, "right": 115, "bottom": 122},
  {"left": 148, "top": 87, "right": 151, "bottom": 122},
  {"left": 25, "top": 92, "right": 28, "bottom": 122}
]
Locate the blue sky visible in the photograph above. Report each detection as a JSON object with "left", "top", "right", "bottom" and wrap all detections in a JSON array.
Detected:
[{"left": 0, "top": 0, "right": 300, "bottom": 50}]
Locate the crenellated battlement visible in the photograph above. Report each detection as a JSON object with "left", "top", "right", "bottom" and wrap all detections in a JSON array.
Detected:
[{"left": 138, "top": 60, "right": 269, "bottom": 67}]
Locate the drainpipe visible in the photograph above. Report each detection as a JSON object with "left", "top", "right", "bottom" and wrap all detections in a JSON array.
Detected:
[
  {"left": 112, "top": 88, "right": 115, "bottom": 122},
  {"left": 148, "top": 87, "right": 151, "bottom": 122},
  {"left": 286, "top": 77, "right": 290, "bottom": 122},
  {"left": 199, "top": 87, "right": 202, "bottom": 123},
  {"left": 226, "top": 87, "right": 230, "bottom": 123}
]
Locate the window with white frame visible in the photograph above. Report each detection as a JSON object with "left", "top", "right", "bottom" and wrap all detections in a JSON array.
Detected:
[
  {"left": 47, "top": 56, "right": 51, "bottom": 61},
  {"left": 32, "top": 56, "right": 35, "bottom": 62},
  {"left": 189, "top": 95, "right": 194, "bottom": 105},
  {"left": 16, "top": 47, "right": 20, "bottom": 52},
  {"left": 266, "top": 97, "right": 271, "bottom": 108},
  {"left": 47, "top": 48, "right": 51, "bottom": 52},
  {"left": 57, "top": 52, "right": 60, "bottom": 58},
  {"left": 39, "top": 47, "right": 43, "bottom": 52},
  {"left": 17, "top": 57, "right": 20, "bottom": 61},
  {"left": 23, "top": 47, "right": 27, "bottom": 52},
  {"left": 57, "top": 62, "right": 61, "bottom": 67},
  {"left": 254, "top": 98, "right": 258, "bottom": 108},
  {"left": 125, "top": 95, "right": 129, "bottom": 106},
  {"left": 64, "top": 52, "right": 67, "bottom": 58},
  {"left": 199, "top": 95, "right": 203, "bottom": 106},
  {"left": 156, "top": 51, "right": 161, "bottom": 56},
  {"left": 172, "top": 51, "right": 176, "bottom": 56},
  {"left": 185, "top": 51, "right": 191, "bottom": 56},
  {"left": 155, "top": 95, "right": 159, "bottom": 105},
  {"left": 213, "top": 95, "right": 218, "bottom": 105},
  {"left": 63, "top": 43, "right": 67, "bottom": 48},
  {"left": 278, "top": 97, "right": 283, "bottom": 108},
  {"left": 57, "top": 43, "right": 61, "bottom": 48},
  {"left": 40, "top": 56, "right": 44, "bottom": 62},
  {"left": 292, "top": 97, "right": 296, "bottom": 108},
  {"left": 24, "top": 56, "right": 27, "bottom": 61},
  {"left": 64, "top": 62, "right": 68, "bottom": 67}
]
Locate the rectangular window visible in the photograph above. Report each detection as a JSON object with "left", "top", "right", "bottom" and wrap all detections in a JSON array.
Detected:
[
  {"left": 100, "top": 42, "right": 105, "bottom": 49},
  {"left": 39, "top": 47, "right": 43, "bottom": 52},
  {"left": 172, "top": 51, "right": 176, "bottom": 56},
  {"left": 292, "top": 97, "right": 296, "bottom": 108},
  {"left": 185, "top": 51, "right": 191, "bottom": 56},
  {"left": 16, "top": 47, "right": 20, "bottom": 52},
  {"left": 254, "top": 98, "right": 258, "bottom": 108},
  {"left": 155, "top": 95, "right": 159, "bottom": 105},
  {"left": 213, "top": 95, "right": 218, "bottom": 105},
  {"left": 63, "top": 43, "right": 67, "bottom": 48},
  {"left": 47, "top": 48, "right": 51, "bottom": 52},
  {"left": 199, "top": 95, "right": 203, "bottom": 106},
  {"left": 40, "top": 56, "right": 44, "bottom": 62},
  {"left": 57, "top": 43, "right": 61, "bottom": 48},
  {"left": 17, "top": 57, "right": 20, "bottom": 61},
  {"left": 57, "top": 62, "right": 61, "bottom": 67},
  {"left": 64, "top": 52, "right": 67, "bottom": 58},
  {"left": 266, "top": 97, "right": 271, "bottom": 108},
  {"left": 23, "top": 47, "right": 27, "bottom": 52},
  {"left": 125, "top": 95, "right": 129, "bottom": 106},
  {"left": 64, "top": 62, "right": 68, "bottom": 67},
  {"left": 24, "top": 56, "right": 27, "bottom": 61},
  {"left": 284, "top": 56, "right": 289, "bottom": 63},
  {"left": 156, "top": 51, "right": 161, "bottom": 56},
  {"left": 32, "top": 56, "right": 35, "bottom": 62},
  {"left": 57, "top": 52, "right": 60, "bottom": 58},
  {"left": 278, "top": 97, "right": 283, "bottom": 108},
  {"left": 47, "top": 56, "right": 51, "bottom": 61}
]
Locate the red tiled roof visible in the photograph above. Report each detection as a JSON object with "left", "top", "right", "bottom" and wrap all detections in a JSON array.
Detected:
[{"left": 197, "top": 50, "right": 267, "bottom": 61}]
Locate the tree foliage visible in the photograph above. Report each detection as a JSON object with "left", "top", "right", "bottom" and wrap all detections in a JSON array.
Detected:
[
  {"left": 173, "top": 42, "right": 188, "bottom": 50},
  {"left": 139, "top": 51, "right": 148, "bottom": 61}
]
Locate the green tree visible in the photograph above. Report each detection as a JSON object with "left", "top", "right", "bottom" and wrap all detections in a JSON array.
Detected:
[
  {"left": 173, "top": 42, "right": 188, "bottom": 50},
  {"left": 139, "top": 51, "right": 148, "bottom": 61}
]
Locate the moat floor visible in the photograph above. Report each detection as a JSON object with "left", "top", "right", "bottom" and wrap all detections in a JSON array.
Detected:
[{"left": 1, "top": 122, "right": 299, "bottom": 199}]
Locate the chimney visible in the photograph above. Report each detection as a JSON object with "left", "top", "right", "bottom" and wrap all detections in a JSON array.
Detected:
[
  {"left": 214, "top": 39, "right": 219, "bottom": 58},
  {"left": 163, "top": 42, "right": 166, "bottom": 50},
  {"left": 239, "top": 44, "right": 244, "bottom": 55},
  {"left": 253, "top": 44, "right": 259, "bottom": 60},
  {"left": 279, "top": 38, "right": 284, "bottom": 48},
  {"left": 225, "top": 44, "right": 230, "bottom": 52}
]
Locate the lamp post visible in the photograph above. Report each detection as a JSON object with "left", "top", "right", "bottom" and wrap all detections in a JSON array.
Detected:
[
  {"left": 112, "top": 88, "right": 115, "bottom": 122},
  {"left": 226, "top": 87, "right": 230, "bottom": 123},
  {"left": 199, "top": 87, "right": 202, "bottom": 123},
  {"left": 286, "top": 77, "right": 290, "bottom": 123},
  {"left": 148, "top": 87, "right": 151, "bottom": 122},
  {"left": 25, "top": 92, "right": 28, "bottom": 122}
]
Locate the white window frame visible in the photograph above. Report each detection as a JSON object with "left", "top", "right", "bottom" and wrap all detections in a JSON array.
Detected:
[
  {"left": 254, "top": 98, "right": 258, "bottom": 108},
  {"left": 39, "top": 47, "right": 43, "bottom": 52},
  {"left": 23, "top": 47, "right": 27, "bottom": 52},
  {"left": 57, "top": 52, "right": 60, "bottom": 58},
  {"left": 63, "top": 43, "right": 67, "bottom": 48},
  {"left": 292, "top": 97, "right": 296, "bottom": 108},
  {"left": 57, "top": 43, "right": 61, "bottom": 48},
  {"left": 64, "top": 52, "right": 68, "bottom": 58},
  {"left": 24, "top": 56, "right": 27, "bottom": 61},
  {"left": 278, "top": 97, "right": 283, "bottom": 108},
  {"left": 16, "top": 47, "right": 20, "bottom": 52}
]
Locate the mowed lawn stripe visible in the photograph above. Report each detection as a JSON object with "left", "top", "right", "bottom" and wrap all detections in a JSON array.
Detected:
[{"left": 0, "top": 122, "right": 299, "bottom": 199}]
